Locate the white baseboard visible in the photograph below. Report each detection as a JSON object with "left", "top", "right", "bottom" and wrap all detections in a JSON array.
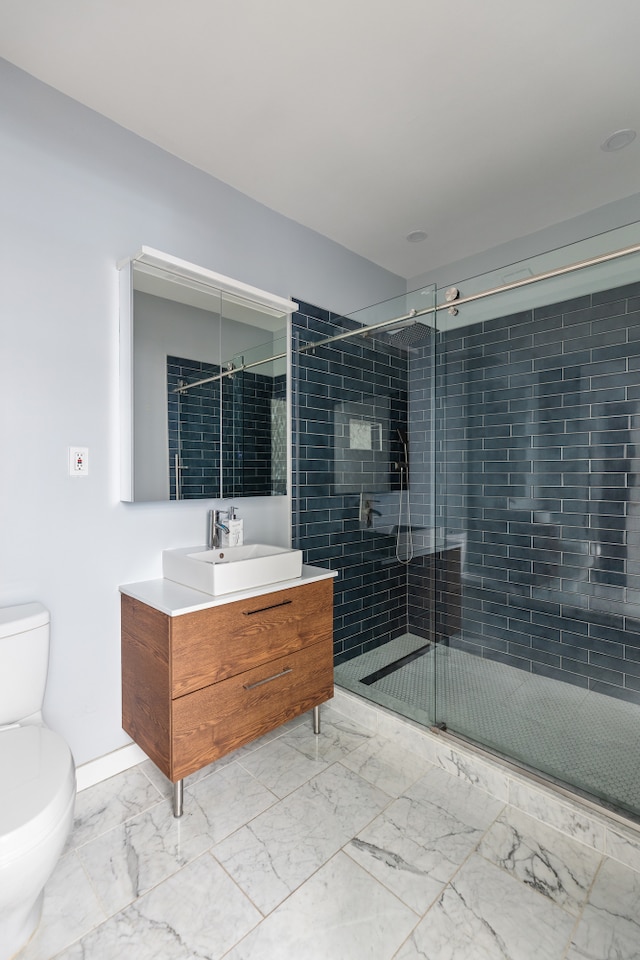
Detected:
[{"left": 76, "top": 742, "right": 147, "bottom": 792}]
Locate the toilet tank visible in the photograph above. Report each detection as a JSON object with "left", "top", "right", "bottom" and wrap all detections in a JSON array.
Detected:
[{"left": 0, "top": 602, "right": 50, "bottom": 725}]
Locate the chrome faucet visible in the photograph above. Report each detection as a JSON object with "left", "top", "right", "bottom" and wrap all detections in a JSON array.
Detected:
[{"left": 207, "top": 509, "right": 230, "bottom": 549}]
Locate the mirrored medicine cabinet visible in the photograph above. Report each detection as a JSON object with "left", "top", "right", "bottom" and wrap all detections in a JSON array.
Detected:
[{"left": 119, "top": 247, "right": 298, "bottom": 502}]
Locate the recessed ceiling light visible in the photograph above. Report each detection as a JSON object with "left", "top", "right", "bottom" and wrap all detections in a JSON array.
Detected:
[
  {"left": 601, "top": 129, "right": 636, "bottom": 152},
  {"left": 406, "top": 230, "right": 428, "bottom": 243}
]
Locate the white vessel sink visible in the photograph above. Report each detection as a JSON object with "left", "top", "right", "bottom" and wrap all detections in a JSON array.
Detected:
[{"left": 162, "top": 544, "right": 303, "bottom": 596}]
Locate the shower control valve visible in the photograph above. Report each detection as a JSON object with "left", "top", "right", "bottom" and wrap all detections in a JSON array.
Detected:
[{"left": 360, "top": 494, "right": 381, "bottom": 528}]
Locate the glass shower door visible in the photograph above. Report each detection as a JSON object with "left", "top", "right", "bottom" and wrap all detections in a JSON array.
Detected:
[
  {"left": 292, "top": 285, "right": 440, "bottom": 726},
  {"left": 432, "top": 225, "right": 640, "bottom": 819}
]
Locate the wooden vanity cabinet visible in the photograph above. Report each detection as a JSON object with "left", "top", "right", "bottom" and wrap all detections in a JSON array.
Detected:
[{"left": 121, "top": 577, "right": 334, "bottom": 782}]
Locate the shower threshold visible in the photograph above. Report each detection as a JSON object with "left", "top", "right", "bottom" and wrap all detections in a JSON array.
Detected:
[
  {"left": 336, "top": 633, "right": 640, "bottom": 823},
  {"left": 433, "top": 722, "right": 640, "bottom": 833}
]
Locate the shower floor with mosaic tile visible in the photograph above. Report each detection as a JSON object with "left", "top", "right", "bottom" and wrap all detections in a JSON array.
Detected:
[{"left": 335, "top": 634, "right": 640, "bottom": 818}]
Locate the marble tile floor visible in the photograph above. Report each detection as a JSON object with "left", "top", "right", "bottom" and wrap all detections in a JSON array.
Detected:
[
  {"left": 335, "top": 635, "right": 640, "bottom": 815},
  {"left": 18, "top": 704, "right": 640, "bottom": 960}
]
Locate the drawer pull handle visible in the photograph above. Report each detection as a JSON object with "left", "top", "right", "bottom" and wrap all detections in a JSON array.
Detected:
[
  {"left": 243, "top": 599, "right": 293, "bottom": 616},
  {"left": 243, "top": 667, "right": 293, "bottom": 690}
]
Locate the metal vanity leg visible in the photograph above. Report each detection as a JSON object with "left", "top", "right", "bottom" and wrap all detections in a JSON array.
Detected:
[
  {"left": 173, "top": 779, "right": 184, "bottom": 818},
  {"left": 313, "top": 704, "right": 321, "bottom": 735}
]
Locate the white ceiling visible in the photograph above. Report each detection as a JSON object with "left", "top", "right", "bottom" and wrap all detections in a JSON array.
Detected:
[{"left": 1, "top": 0, "right": 639, "bottom": 279}]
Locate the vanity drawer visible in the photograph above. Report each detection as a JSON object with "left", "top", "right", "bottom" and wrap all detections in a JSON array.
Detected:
[
  {"left": 170, "top": 578, "right": 333, "bottom": 697},
  {"left": 170, "top": 640, "right": 334, "bottom": 780}
]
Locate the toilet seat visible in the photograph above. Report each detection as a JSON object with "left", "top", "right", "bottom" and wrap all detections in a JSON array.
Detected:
[{"left": 0, "top": 725, "right": 75, "bottom": 865}]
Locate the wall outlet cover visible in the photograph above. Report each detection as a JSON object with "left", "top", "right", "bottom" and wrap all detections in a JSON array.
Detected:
[{"left": 69, "top": 446, "right": 89, "bottom": 476}]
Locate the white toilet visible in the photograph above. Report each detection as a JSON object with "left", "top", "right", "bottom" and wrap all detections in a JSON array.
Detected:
[{"left": 0, "top": 603, "right": 76, "bottom": 960}]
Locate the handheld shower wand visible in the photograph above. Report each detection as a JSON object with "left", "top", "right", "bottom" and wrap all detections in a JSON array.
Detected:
[
  {"left": 397, "top": 428, "right": 409, "bottom": 473},
  {"left": 395, "top": 429, "right": 413, "bottom": 564}
]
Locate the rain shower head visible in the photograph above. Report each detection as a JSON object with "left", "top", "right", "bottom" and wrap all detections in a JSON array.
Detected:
[{"left": 387, "top": 319, "right": 433, "bottom": 348}]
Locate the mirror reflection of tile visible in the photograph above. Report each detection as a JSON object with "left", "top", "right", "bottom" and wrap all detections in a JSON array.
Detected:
[{"left": 167, "top": 355, "right": 286, "bottom": 499}]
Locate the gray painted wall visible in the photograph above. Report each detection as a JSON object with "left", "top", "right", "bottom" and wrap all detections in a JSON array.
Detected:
[
  {"left": 0, "top": 59, "right": 404, "bottom": 766},
  {"left": 408, "top": 194, "right": 640, "bottom": 293}
]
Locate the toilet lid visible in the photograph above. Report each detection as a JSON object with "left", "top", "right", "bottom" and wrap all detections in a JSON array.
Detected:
[
  {"left": 0, "top": 725, "right": 76, "bottom": 851},
  {"left": 0, "top": 601, "right": 48, "bottom": 637}
]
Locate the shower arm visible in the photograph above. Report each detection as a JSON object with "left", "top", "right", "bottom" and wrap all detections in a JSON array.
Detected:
[{"left": 297, "top": 239, "right": 640, "bottom": 353}]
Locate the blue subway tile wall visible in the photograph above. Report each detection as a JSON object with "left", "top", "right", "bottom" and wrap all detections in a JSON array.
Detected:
[
  {"left": 439, "top": 279, "right": 640, "bottom": 705},
  {"left": 292, "top": 302, "right": 411, "bottom": 662},
  {"left": 406, "top": 339, "right": 438, "bottom": 640},
  {"left": 293, "top": 281, "right": 640, "bottom": 708}
]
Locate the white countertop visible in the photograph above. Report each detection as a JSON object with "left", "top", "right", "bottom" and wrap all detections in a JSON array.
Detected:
[{"left": 119, "top": 564, "right": 337, "bottom": 616}]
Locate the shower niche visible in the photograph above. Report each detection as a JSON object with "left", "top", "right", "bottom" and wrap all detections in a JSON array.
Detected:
[{"left": 333, "top": 396, "right": 390, "bottom": 494}]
